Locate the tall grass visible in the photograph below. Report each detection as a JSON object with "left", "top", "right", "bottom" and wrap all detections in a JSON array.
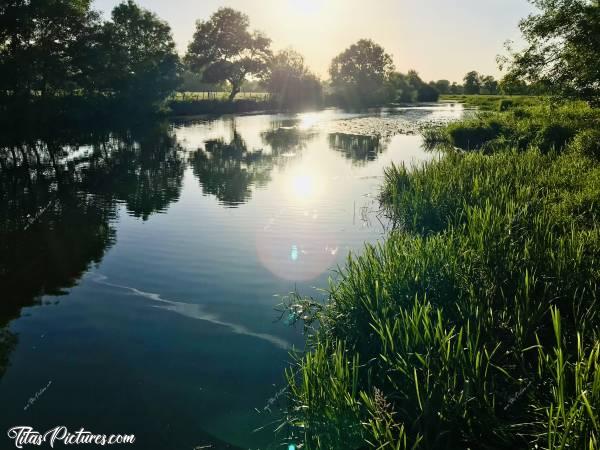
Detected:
[
  {"left": 283, "top": 103, "right": 600, "bottom": 449},
  {"left": 440, "top": 94, "right": 543, "bottom": 111},
  {"left": 424, "top": 101, "right": 600, "bottom": 153}
]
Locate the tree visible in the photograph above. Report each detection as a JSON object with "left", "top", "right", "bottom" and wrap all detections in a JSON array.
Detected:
[
  {"left": 434, "top": 79, "right": 451, "bottom": 95},
  {"left": 98, "top": 1, "right": 180, "bottom": 108},
  {"left": 499, "top": 72, "right": 530, "bottom": 95},
  {"left": 185, "top": 8, "right": 272, "bottom": 101},
  {"left": 463, "top": 71, "right": 481, "bottom": 94},
  {"left": 0, "top": 0, "right": 100, "bottom": 97},
  {"left": 407, "top": 70, "right": 439, "bottom": 102},
  {"left": 263, "top": 49, "right": 322, "bottom": 109},
  {"left": 480, "top": 75, "right": 498, "bottom": 95},
  {"left": 329, "top": 39, "right": 394, "bottom": 106},
  {"left": 450, "top": 82, "right": 463, "bottom": 94},
  {"left": 387, "top": 72, "right": 417, "bottom": 102},
  {"left": 386, "top": 71, "right": 439, "bottom": 103},
  {"left": 500, "top": 0, "right": 600, "bottom": 104}
]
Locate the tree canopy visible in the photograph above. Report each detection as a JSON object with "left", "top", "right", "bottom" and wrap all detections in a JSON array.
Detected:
[
  {"left": 98, "top": 0, "right": 180, "bottom": 108},
  {"left": 0, "top": 0, "right": 180, "bottom": 112},
  {"left": 329, "top": 39, "right": 394, "bottom": 106},
  {"left": 0, "top": 0, "right": 100, "bottom": 97},
  {"left": 185, "top": 8, "right": 272, "bottom": 101},
  {"left": 501, "top": 0, "right": 600, "bottom": 104},
  {"left": 262, "top": 49, "right": 322, "bottom": 110}
]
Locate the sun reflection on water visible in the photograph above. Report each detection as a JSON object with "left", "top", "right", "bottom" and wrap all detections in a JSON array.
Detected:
[{"left": 291, "top": 174, "right": 315, "bottom": 200}]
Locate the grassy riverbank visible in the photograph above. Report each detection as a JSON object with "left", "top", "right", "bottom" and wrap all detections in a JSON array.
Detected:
[
  {"left": 440, "top": 94, "right": 542, "bottom": 111},
  {"left": 167, "top": 97, "right": 275, "bottom": 116},
  {"left": 284, "top": 102, "right": 600, "bottom": 449}
]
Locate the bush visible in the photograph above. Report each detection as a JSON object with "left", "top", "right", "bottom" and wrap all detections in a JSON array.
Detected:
[
  {"left": 498, "top": 99, "right": 513, "bottom": 111},
  {"left": 571, "top": 129, "right": 600, "bottom": 160},
  {"left": 167, "top": 98, "right": 273, "bottom": 115},
  {"left": 446, "top": 119, "right": 503, "bottom": 150},
  {"left": 427, "top": 101, "right": 600, "bottom": 153}
]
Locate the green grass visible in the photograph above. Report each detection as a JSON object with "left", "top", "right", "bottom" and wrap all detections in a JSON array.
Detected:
[
  {"left": 167, "top": 96, "right": 274, "bottom": 116},
  {"left": 283, "top": 102, "right": 600, "bottom": 449},
  {"left": 440, "top": 94, "right": 543, "bottom": 111},
  {"left": 171, "top": 91, "right": 270, "bottom": 101},
  {"left": 424, "top": 101, "right": 600, "bottom": 153}
]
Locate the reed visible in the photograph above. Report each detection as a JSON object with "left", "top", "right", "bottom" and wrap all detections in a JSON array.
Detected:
[{"left": 283, "top": 102, "right": 599, "bottom": 449}]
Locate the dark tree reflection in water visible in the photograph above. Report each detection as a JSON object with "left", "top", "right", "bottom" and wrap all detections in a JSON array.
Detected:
[
  {"left": 0, "top": 120, "right": 184, "bottom": 378},
  {"left": 189, "top": 119, "right": 318, "bottom": 206},
  {"left": 328, "top": 133, "right": 388, "bottom": 165}
]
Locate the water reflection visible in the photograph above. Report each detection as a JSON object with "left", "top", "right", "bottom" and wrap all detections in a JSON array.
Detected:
[
  {"left": 328, "top": 133, "right": 387, "bottom": 165},
  {"left": 0, "top": 121, "right": 184, "bottom": 378},
  {"left": 0, "top": 106, "right": 466, "bottom": 448},
  {"left": 82, "top": 123, "right": 184, "bottom": 220},
  {"left": 189, "top": 120, "right": 318, "bottom": 206},
  {"left": 189, "top": 131, "right": 271, "bottom": 206}
]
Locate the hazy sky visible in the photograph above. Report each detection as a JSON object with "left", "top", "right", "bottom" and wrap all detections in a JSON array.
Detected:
[{"left": 93, "top": 0, "right": 535, "bottom": 83}]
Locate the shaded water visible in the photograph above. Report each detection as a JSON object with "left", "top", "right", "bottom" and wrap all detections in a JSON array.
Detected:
[{"left": 0, "top": 105, "right": 465, "bottom": 449}]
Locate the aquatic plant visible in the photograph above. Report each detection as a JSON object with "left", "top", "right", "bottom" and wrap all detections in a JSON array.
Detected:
[{"left": 284, "top": 102, "right": 600, "bottom": 449}]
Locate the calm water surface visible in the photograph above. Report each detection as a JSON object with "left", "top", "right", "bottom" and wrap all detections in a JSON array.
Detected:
[{"left": 0, "top": 105, "right": 465, "bottom": 449}]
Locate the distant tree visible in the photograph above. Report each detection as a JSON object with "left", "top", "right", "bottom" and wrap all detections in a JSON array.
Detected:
[
  {"left": 463, "top": 71, "right": 481, "bottom": 94},
  {"left": 263, "top": 49, "right": 322, "bottom": 109},
  {"left": 434, "top": 79, "right": 451, "bottom": 95},
  {"left": 329, "top": 39, "right": 394, "bottom": 106},
  {"left": 387, "top": 72, "right": 417, "bottom": 102},
  {"left": 98, "top": 1, "right": 180, "bottom": 108},
  {"left": 500, "top": 0, "right": 600, "bottom": 104},
  {"left": 386, "top": 71, "right": 439, "bottom": 103},
  {"left": 499, "top": 72, "right": 530, "bottom": 95},
  {"left": 185, "top": 8, "right": 272, "bottom": 101},
  {"left": 0, "top": 0, "right": 100, "bottom": 97},
  {"left": 480, "top": 75, "right": 499, "bottom": 95},
  {"left": 178, "top": 70, "right": 223, "bottom": 92},
  {"left": 407, "top": 70, "right": 439, "bottom": 102},
  {"left": 450, "top": 82, "right": 463, "bottom": 94}
]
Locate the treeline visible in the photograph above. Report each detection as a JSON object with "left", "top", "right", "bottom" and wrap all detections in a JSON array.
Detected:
[
  {"left": 0, "top": 0, "right": 179, "bottom": 112},
  {"left": 1, "top": 1, "right": 597, "bottom": 116}
]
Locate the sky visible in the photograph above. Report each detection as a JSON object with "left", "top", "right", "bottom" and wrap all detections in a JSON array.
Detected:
[{"left": 93, "top": 0, "right": 535, "bottom": 83}]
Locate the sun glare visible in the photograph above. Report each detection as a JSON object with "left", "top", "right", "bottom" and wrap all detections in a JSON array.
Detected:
[
  {"left": 288, "top": 0, "right": 324, "bottom": 15},
  {"left": 291, "top": 174, "right": 315, "bottom": 200}
]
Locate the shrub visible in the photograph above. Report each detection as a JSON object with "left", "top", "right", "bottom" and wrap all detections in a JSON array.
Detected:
[{"left": 571, "top": 129, "right": 600, "bottom": 160}]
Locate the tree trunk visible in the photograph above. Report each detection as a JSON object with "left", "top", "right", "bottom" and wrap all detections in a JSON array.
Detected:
[{"left": 228, "top": 83, "right": 241, "bottom": 102}]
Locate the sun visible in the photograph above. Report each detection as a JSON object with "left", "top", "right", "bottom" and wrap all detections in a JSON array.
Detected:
[{"left": 288, "top": 0, "right": 324, "bottom": 15}]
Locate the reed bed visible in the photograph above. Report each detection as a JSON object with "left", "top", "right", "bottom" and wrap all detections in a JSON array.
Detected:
[{"left": 284, "top": 103, "right": 600, "bottom": 449}]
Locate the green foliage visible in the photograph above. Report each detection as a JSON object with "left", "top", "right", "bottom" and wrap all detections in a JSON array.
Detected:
[
  {"left": 168, "top": 97, "right": 273, "bottom": 116},
  {"left": 98, "top": 0, "right": 180, "bottom": 110},
  {"left": 461, "top": 71, "right": 499, "bottom": 95},
  {"left": 500, "top": 0, "right": 600, "bottom": 104},
  {"left": 428, "top": 101, "right": 599, "bottom": 153},
  {"left": 262, "top": 49, "right": 323, "bottom": 110},
  {"left": 434, "top": 80, "right": 451, "bottom": 95},
  {"left": 0, "top": 0, "right": 180, "bottom": 113},
  {"left": 571, "top": 129, "right": 600, "bottom": 160},
  {"left": 463, "top": 70, "right": 481, "bottom": 95},
  {"left": 0, "top": 0, "right": 100, "bottom": 97},
  {"left": 440, "top": 94, "right": 542, "bottom": 111},
  {"left": 387, "top": 71, "right": 439, "bottom": 103},
  {"left": 284, "top": 103, "right": 600, "bottom": 448},
  {"left": 185, "top": 8, "right": 272, "bottom": 101},
  {"left": 329, "top": 39, "right": 394, "bottom": 107}
]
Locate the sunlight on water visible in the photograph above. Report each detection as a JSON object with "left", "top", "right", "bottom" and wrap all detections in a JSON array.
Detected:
[
  {"left": 0, "top": 104, "right": 466, "bottom": 449},
  {"left": 290, "top": 174, "right": 316, "bottom": 200}
]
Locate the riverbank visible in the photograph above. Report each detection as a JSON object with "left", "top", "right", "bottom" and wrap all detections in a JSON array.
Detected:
[
  {"left": 284, "top": 101, "right": 600, "bottom": 448},
  {"left": 440, "top": 93, "right": 542, "bottom": 111}
]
